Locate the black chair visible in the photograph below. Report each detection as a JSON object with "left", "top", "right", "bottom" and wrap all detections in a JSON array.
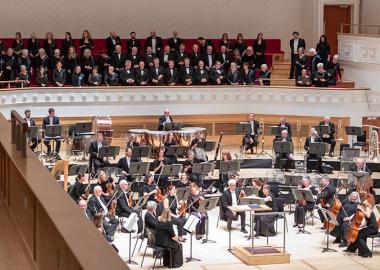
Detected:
[
  {"left": 140, "top": 228, "right": 172, "bottom": 269},
  {"left": 368, "top": 231, "right": 380, "bottom": 253}
]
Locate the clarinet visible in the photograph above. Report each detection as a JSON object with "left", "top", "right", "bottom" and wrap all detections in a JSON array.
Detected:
[{"left": 214, "top": 132, "right": 223, "bottom": 161}]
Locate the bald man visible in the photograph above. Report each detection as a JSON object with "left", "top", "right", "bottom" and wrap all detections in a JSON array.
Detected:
[
  {"left": 158, "top": 108, "right": 174, "bottom": 131},
  {"left": 105, "top": 31, "right": 122, "bottom": 55}
]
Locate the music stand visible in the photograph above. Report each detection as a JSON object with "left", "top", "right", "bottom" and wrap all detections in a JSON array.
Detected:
[
  {"left": 160, "top": 164, "right": 182, "bottom": 185},
  {"left": 284, "top": 174, "right": 302, "bottom": 186},
  {"left": 219, "top": 160, "right": 240, "bottom": 175},
  {"left": 129, "top": 162, "right": 150, "bottom": 177},
  {"left": 44, "top": 125, "right": 63, "bottom": 159},
  {"left": 198, "top": 197, "right": 219, "bottom": 244},
  {"left": 313, "top": 125, "right": 330, "bottom": 136},
  {"left": 292, "top": 189, "right": 314, "bottom": 234},
  {"left": 193, "top": 163, "right": 214, "bottom": 176},
  {"left": 132, "top": 146, "right": 151, "bottom": 161},
  {"left": 196, "top": 141, "right": 216, "bottom": 152},
  {"left": 166, "top": 146, "right": 178, "bottom": 156},
  {"left": 68, "top": 164, "right": 89, "bottom": 176},
  {"left": 27, "top": 126, "right": 39, "bottom": 139},
  {"left": 163, "top": 122, "right": 182, "bottom": 131},
  {"left": 123, "top": 212, "right": 139, "bottom": 264},
  {"left": 98, "top": 146, "right": 120, "bottom": 159},
  {"left": 319, "top": 207, "right": 338, "bottom": 253},
  {"left": 236, "top": 122, "right": 252, "bottom": 134},
  {"left": 273, "top": 141, "right": 293, "bottom": 154},
  {"left": 270, "top": 126, "right": 288, "bottom": 137},
  {"left": 74, "top": 122, "right": 93, "bottom": 135},
  {"left": 183, "top": 214, "right": 201, "bottom": 263},
  {"left": 243, "top": 186, "right": 259, "bottom": 196},
  {"left": 176, "top": 187, "right": 190, "bottom": 201},
  {"left": 345, "top": 126, "right": 363, "bottom": 147}
]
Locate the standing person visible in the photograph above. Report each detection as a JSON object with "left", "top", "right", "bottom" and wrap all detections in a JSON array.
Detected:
[
  {"left": 319, "top": 116, "right": 336, "bottom": 157},
  {"left": 42, "top": 108, "right": 61, "bottom": 156},
  {"left": 105, "top": 31, "right": 122, "bottom": 56},
  {"left": 253, "top": 33, "right": 266, "bottom": 69},
  {"left": 89, "top": 131, "right": 109, "bottom": 174},
  {"left": 316, "top": 35, "right": 331, "bottom": 67},
  {"left": 289, "top": 31, "right": 306, "bottom": 79},
  {"left": 61, "top": 32, "right": 75, "bottom": 57},
  {"left": 79, "top": 30, "right": 93, "bottom": 55}
]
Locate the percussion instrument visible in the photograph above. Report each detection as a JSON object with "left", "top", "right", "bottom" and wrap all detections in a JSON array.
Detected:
[
  {"left": 128, "top": 129, "right": 149, "bottom": 146},
  {"left": 147, "top": 131, "right": 168, "bottom": 149},
  {"left": 92, "top": 116, "right": 113, "bottom": 144},
  {"left": 176, "top": 127, "right": 207, "bottom": 147}
]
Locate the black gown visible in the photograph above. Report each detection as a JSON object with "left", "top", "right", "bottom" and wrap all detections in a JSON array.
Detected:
[{"left": 155, "top": 221, "right": 183, "bottom": 268}]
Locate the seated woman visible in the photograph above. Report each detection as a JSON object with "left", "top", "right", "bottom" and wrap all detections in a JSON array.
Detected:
[
  {"left": 293, "top": 177, "right": 317, "bottom": 230},
  {"left": 254, "top": 184, "right": 277, "bottom": 237},
  {"left": 175, "top": 173, "right": 190, "bottom": 189},
  {"left": 164, "top": 132, "right": 178, "bottom": 164},
  {"left": 105, "top": 66, "right": 119, "bottom": 86},
  {"left": 72, "top": 65, "right": 85, "bottom": 87},
  {"left": 241, "top": 62, "right": 255, "bottom": 85},
  {"left": 227, "top": 62, "right": 241, "bottom": 85},
  {"left": 142, "top": 173, "right": 158, "bottom": 202},
  {"left": 219, "top": 150, "right": 232, "bottom": 191},
  {"left": 88, "top": 66, "right": 102, "bottom": 86},
  {"left": 162, "top": 185, "right": 187, "bottom": 242},
  {"left": 16, "top": 65, "right": 30, "bottom": 87},
  {"left": 152, "top": 148, "right": 171, "bottom": 189},
  {"left": 296, "top": 68, "right": 312, "bottom": 87},
  {"left": 155, "top": 208, "right": 183, "bottom": 268},
  {"left": 36, "top": 66, "right": 49, "bottom": 87},
  {"left": 144, "top": 201, "right": 158, "bottom": 232},
  {"left": 313, "top": 63, "right": 329, "bottom": 87},
  {"left": 188, "top": 182, "right": 207, "bottom": 240},
  {"left": 257, "top": 64, "right": 271, "bottom": 86},
  {"left": 69, "top": 173, "right": 87, "bottom": 203},
  {"left": 194, "top": 60, "right": 209, "bottom": 85},
  {"left": 52, "top": 61, "right": 66, "bottom": 87}
]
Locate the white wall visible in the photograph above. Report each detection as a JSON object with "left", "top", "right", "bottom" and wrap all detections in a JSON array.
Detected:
[
  {"left": 360, "top": 0, "right": 380, "bottom": 35},
  {"left": 0, "top": 0, "right": 315, "bottom": 55}
]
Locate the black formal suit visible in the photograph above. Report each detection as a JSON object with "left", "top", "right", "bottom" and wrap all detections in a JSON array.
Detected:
[
  {"left": 317, "top": 184, "right": 336, "bottom": 223},
  {"left": 350, "top": 164, "right": 372, "bottom": 176},
  {"left": 168, "top": 37, "right": 182, "bottom": 52},
  {"left": 127, "top": 53, "right": 141, "bottom": 67},
  {"left": 159, "top": 52, "right": 176, "bottom": 68},
  {"left": 274, "top": 137, "right": 293, "bottom": 170},
  {"left": 111, "top": 52, "right": 127, "bottom": 70},
  {"left": 304, "top": 135, "right": 323, "bottom": 172},
  {"left": 314, "top": 70, "right": 329, "bottom": 87},
  {"left": 145, "top": 36, "right": 163, "bottom": 53},
  {"left": 106, "top": 36, "right": 122, "bottom": 55},
  {"left": 289, "top": 38, "right": 306, "bottom": 79},
  {"left": 116, "top": 190, "right": 143, "bottom": 233},
  {"left": 243, "top": 120, "right": 260, "bottom": 153},
  {"left": 87, "top": 195, "right": 119, "bottom": 236},
  {"left": 127, "top": 39, "right": 141, "bottom": 52},
  {"left": 149, "top": 66, "right": 165, "bottom": 85},
  {"left": 194, "top": 68, "right": 209, "bottom": 84},
  {"left": 227, "top": 70, "right": 241, "bottom": 84},
  {"left": 42, "top": 116, "right": 61, "bottom": 154},
  {"left": 179, "top": 66, "right": 194, "bottom": 85},
  {"left": 319, "top": 121, "right": 336, "bottom": 154},
  {"left": 119, "top": 68, "right": 136, "bottom": 85},
  {"left": 220, "top": 188, "right": 246, "bottom": 230},
  {"left": 143, "top": 53, "right": 155, "bottom": 67},
  {"left": 164, "top": 67, "right": 179, "bottom": 85},
  {"left": 25, "top": 117, "right": 39, "bottom": 151},
  {"left": 217, "top": 52, "right": 231, "bottom": 71},
  {"left": 158, "top": 115, "right": 173, "bottom": 131},
  {"left": 175, "top": 51, "right": 188, "bottom": 65},
  {"left": 209, "top": 67, "right": 226, "bottom": 84},
  {"left": 202, "top": 53, "right": 217, "bottom": 69},
  {"left": 89, "top": 140, "right": 109, "bottom": 173},
  {"left": 144, "top": 212, "right": 157, "bottom": 232},
  {"left": 189, "top": 52, "right": 202, "bottom": 67},
  {"left": 117, "top": 156, "right": 140, "bottom": 181},
  {"left": 134, "top": 68, "right": 150, "bottom": 85},
  {"left": 241, "top": 69, "right": 255, "bottom": 84}
]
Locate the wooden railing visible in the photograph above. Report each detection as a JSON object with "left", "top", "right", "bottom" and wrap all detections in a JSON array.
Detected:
[
  {"left": 0, "top": 80, "right": 27, "bottom": 88},
  {"left": 0, "top": 113, "right": 126, "bottom": 270},
  {"left": 340, "top": 23, "right": 380, "bottom": 36}
]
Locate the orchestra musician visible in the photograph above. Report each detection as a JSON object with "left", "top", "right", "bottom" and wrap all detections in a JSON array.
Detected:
[
  {"left": 152, "top": 148, "right": 171, "bottom": 189},
  {"left": 304, "top": 127, "right": 323, "bottom": 172},
  {"left": 276, "top": 116, "right": 292, "bottom": 140},
  {"left": 188, "top": 182, "right": 207, "bottom": 240},
  {"left": 254, "top": 184, "right": 277, "bottom": 237},
  {"left": 344, "top": 197, "right": 378, "bottom": 258},
  {"left": 176, "top": 173, "right": 190, "bottom": 189},
  {"left": 69, "top": 173, "right": 87, "bottom": 203},
  {"left": 220, "top": 179, "right": 247, "bottom": 233},
  {"left": 219, "top": 150, "right": 232, "bottom": 191},
  {"left": 116, "top": 180, "right": 144, "bottom": 235},
  {"left": 190, "top": 131, "right": 204, "bottom": 150},
  {"left": 242, "top": 113, "right": 260, "bottom": 154},
  {"left": 164, "top": 132, "right": 178, "bottom": 164},
  {"left": 319, "top": 116, "right": 336, "bottom": 157},
  {"left": 293, "top": 176, "right": 317, "bottom": 229},
  {"left": 332, "top": 191, "right": 360, "bottom": 247},
  {"left": 42, "top": 108, "right": 61, "bottom": 157},
  {"left": 162, "top": 185, "right": 187, "bottom": 242},
  {"left": 183, "top": 150, "right": 203, "bottom": 187},
  {"left": 158, "top": 108, "right": 173, "bottom": 131},
  {"left": 274, "top": 130, "right": 293, "bottom": 170},
  {"left": 96, "top": 170, "right": 114, "bottom": 197},
  {"left": 86, "top": 186, "right": 119, "bottom": 239},
  {"left": 351, "top": 158, "right": 372, "bottom": 176},
  {"left": 144, "top": 201, "right": 158, "bottom": 232},
  {"left": 117, "top": 147, "right": 141, "bottom": 181},
  {"left": 316, "top": 176, "right": 336, "bottom": 224},
  {"left": 142, "top": 174, "right": 158, "bottom": 202},
  {"left": 89, "top": 131, "right": 109, "bottom": 174},
  {"left": 24, "top": 109, "right": 40, "bottom": 151},
  {"left": 126, "top": 134, "right": 140, "bottom": 149}
]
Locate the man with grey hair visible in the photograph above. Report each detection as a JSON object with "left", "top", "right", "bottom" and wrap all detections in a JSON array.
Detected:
[
  {"left": 326, "top": 54, "right": 342, "bottom": 85},
  {"left": 158, "top": 108, "right": 173, "bottom": 131},
  {"left": 309, "top": 48, "right": 322, "bottom": 76},
  {"left": 304, "top": 127, "right": 323, "bottom": 172},
  {"left": 257, "top": 63, "right": 271, "bottom": 86},
  {"left": 319, "top": 116, "right": 336, "bottom": 157},
  {"left": 144, "top": 201, "right": 158, "bottom": 232},
  {"left": 220, "top": 179, "right": 247, "bottom": 233}
]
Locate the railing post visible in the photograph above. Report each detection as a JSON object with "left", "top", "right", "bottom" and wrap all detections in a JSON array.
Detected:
[{"left": 10, "top": 110, "right": 28, "bottom": 158}]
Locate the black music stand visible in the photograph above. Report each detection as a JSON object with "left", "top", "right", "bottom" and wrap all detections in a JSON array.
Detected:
[
  {"left": 163, "top": 122, "right": 182, "bottom": 131},
  {"left": 183, "top": 214, "right": 201, "bottom": 263},
  {"left": 345, "top": 126, "right": 363, "bottom": 147},
  {"left": 270, "top": 126, "right": 288, "bottom": 138},
  {"left": 308, "top": 142, "right": 327, "bottom": 172},
  {"left": 219, "top": 160, "right": 240, "bottom": 174},
  {"left": 236, "top": 122, "right": 252, "bottom": 134},
  {"left": 292, "top": 189, "right": 314, "bottom": 234},
  {"left": 129, "top": 162, "right": 150, "bottom": 177},
  {"left": 75, "top": 122, "right": 93, "bottom": 135},
  {"left": 132, "top": 146, "right": 151, "bottom": 160},
  {"left": 193, "top": 163, "right": 214, "bottom": 176},
  {"left": 243, "top": 186, "right": 259, "bottom": 196},
  {"left": 98, "top": 146, "right": 120, "bottom": 160},
  {"left": 196, "top": 141, "right": 216, "bottom": 152},
  {"left": 284, "top": 174, "right": 302, "bottom": 186},
  {"left": 198, "top": 197, "right": 219, "bottom": 244},
  {"left": 313, "top": 125, "right": 330, "bottom": 136},
  {"left": 160, "top": 164, "right": 182, "bottom": 186},
  {"left": 273, "top": 141, "right": 293, "bottom": 170},
  {"left": 27, "top": 126, "right": 41, "bottom": 152},
  {"left": 319, "top": 207, "right": 338, "bottom": 253}
]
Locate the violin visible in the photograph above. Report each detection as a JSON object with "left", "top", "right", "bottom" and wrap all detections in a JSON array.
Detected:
[
  {"left": 155, "top": 188, "right": 165, "bottom": 203},
  {"left": 178, "top": 200, "right": 187, "bottom": 217},
  {"left": 107, "top": 199, "right": 117, "bottom": 218},
  {"left": 128, "top": 192, "right": 134, "bottom": 208}
]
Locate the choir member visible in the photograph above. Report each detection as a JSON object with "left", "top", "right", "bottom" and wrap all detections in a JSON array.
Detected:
[
  {"left": 179, "top": 58, "right": 194, "bottom": 85},
  {"left": 243, "top": 113, "right": 259, "bottom": 154},
  {"left": 97, "top": 49, "right": 112, "bottom": 80},
  {"left": 209, "top": 60, "right": 226, "bottom": 85},
  {"left": 126, "top": 31, "right": 141, "bottom": 53},
  {"left": 316, "top": 176, "right": 336, "bottom": 223},
  {"left": 135, "top": 61, "right": 149, "bottom": 85},
  {"left": 190, "top": 44, "right": 202, "bottom": 67},
  {"left": 17, "top": 49, "right": 32, "bottom": 74},
  {"left": 111, "top": 45, "right": 127, "bottom": 72},
  {"left": 227, "top": 62, "right": 241, "bottom": 85},
  {"left": 145, "top": 31, "right": 163, "bottom": 54},
  {"left": 219, "top": 33, "right": 232, "bottom": 51},
  {"left": 197, "top": 36, "right": 213, "bottom": 54},
  {"left": 43, "top": 32, "right": 56, "bottom": 57},
  {"left": 176, "top": 43, "right": 187, "bottom": 66},
  {"left": 12, "top": 32, "right": 24, "bottom": 56},
  {"left": 105, "top": 31, "right": 122, "bottom": 55},
  {"left": 3, "top": 48, "right": 17, "bottom": 80},
  {"left": 194, "top": 60, "right": 209, "bottom": 85},
  {"left": 220, "top": 179, "right": 247, "bottom": 233},
  {"left": 234, "top": 33, "right": 246, "bottom": 55},
  {"left": 150, "top": 57, "right": 165, "bottom": 85},
  {"left": 35, "top": 48, "right": 49, "bottom": 70},
  {"left": 164, "top": 60, "right": 179, "bottom": 86},
  {"left": 257, "top": 64, "right": 271, "bottom": 86},
  {"left": 168, "top": 30, "right": 182, "bottom": 52},
  {"left": 89, "top": 132, "right": 109, "bottom": 174},
  {"left": 0, "top": 39, "right": 5, "bottom": 55},
  {"left": 253, "top": 32, "right": 266, "bottom": 69},
  {"left": 79, "top": 30, "right": 93, "bottom": 54},
  {"left": 304, "top": 127, "right": 323, "bottom": 172},
  {"left": 296, "top": 68, "right": 312, "bottom": 87},
  {"left": 0, "top": 57, "right": 3, "bottom": 80},
  {"left": 217, "top": 45, "right": 231, "bottom": 71},
  {"left": 295, "top": 47, "right": 307, "bottom": 80},
  {"left": 241, "top": 46, "right": 255, "bottom": 67},
  {"left": 52, "top": 61, "right": 66, "bottom": 87},
  {"left": 16, "top": 65, "right": 30, "bottom": 87},
  {"left": 309, "top": 48, "right": 322, "bottom": 77},
  {"left": 64, "top": 46, "right": 77, "bottom": 83},
  {"left": 119, "top": 60, "right": 136, "bottom": 86},
  {"left": 188, "top": 182, "right": 207, "bottom": 240},
  {"left": 158, "top": 108, "right": 173, "bottom": 131},
  {"left": 88, "top": 66, "right": 102, "bottom": 86},
  {"left": 117, "top": 147, "right": 140, "bottom": 181},
  {"left": 316, "top": 35, "right": 331, "bottom": 67},
  {"left": 49, "top": 48, "right": 62, "bottom": 70},
  {"left": 69, "top": 173, "right": 87, "bottom": 203},
  {"left": 42, "top": 108, "right": 61, "bottom": 156},
  {"left": 231, "top": 49, "right": 242, "bottom": 69},
  {"left": 127, "top": 46, "right": 141, "bottom": 68},
  {"left": 241, "top": 62, "right": 255, "bottom": 85},
  {"left": 202, "top": 45, "right": 216, "bottom": 70},
  {"left": 293, "top": 177, "right": 317, "bottom": 229},
  {"left": 80, "top": 48, "right": 95, "bottom": 83},
  {"left": 319, "top": 116, "right": 336, "bottom": 157},
  {"left": 274, "top": 130, "right": 293, "bottom": 170},
  {"left": 155, "top": 208, "right": 184, "bottom": 268},
  {"left": 326, "top": 55, "right": 342, "bottom": 85},
  {"left": 313, "top": 63, "right": 329, "bottom": 87},
  {"left": 254, "top": 184, "right": 277, "bottom": 236},
  {"left": 160, "top": 45, "right": 176, "bottom": 68},
  {"left": 143, "top": 46, "right": 155, "bottom": 67},
  {"left": 289, "top": 31, "right": 306, "bottom": 79},
  {"left": 28, "top": 32, "right": 40, "bottom": 67},
  {"left": 61, "top": 32, "right": 75, "bottom": 58},
  {"left": 36, "top": 66, "right": 48, "bottom": 87},
  {"left": 105, "top": 65, "right": 118, "bottom": 86},
  {"left": 72, "top": 65, "right": 85, "bottom": 87}
]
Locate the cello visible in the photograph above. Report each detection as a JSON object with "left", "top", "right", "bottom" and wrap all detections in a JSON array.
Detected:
[
  {"left": 323, "top": 188, "right": 342, "bottom": 231},
  {"left": 346, "top": 193, "right": 372, "bottom": 243}
]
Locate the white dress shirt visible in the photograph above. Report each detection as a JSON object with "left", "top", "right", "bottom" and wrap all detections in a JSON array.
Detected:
[
  {"left": 293, "top": 38, "right": 299, "bottom": 54},
  {"left": 231, "top": 190, "right": 237, "bottom": 207}
]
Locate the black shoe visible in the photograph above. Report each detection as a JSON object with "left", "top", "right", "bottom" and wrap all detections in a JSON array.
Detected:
[
  {"left": 227, "top": 221, "right": 232, "bottom": 231},
  {"left": 196, "top": 234, "right": 202, "bottom": 240},
  {"left": 121, "top": 228, "right": 135, "bottom": 233},
  {"left": 339, "top": 241, "right": 348, "bottom": 248},
  {"left": 361, "top": 253, "right": 372, "bottom": 258},
  {"left": 241, "top": 228, "right": 248, "bottom": 234},
  {"left": 293, "top": 223, "right": 298, "bottom": 228},
  {"left": 333, "top": 239, "right": 341, "bottom": 244}
]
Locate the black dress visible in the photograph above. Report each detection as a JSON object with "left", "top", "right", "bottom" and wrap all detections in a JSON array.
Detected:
[
  {"left": 254, "top": 193, "right": 277, "bottom": 236},
  {"left": 316, "top": 42, "right": 330, "bottom": 66},
  {"left": 253, "top": 40, "right": 266, "bottom": 69},
  {"left": 142, "top": 182, "right": 157, "bottom": 201},
  {"left": 166, "top": 195, "right": 186, "bottom": 236},
  {"left": 155, "top": 221, "right": 183, "bottom": 268},
  {"left": 188, "top": 193, "right": 207, "bottom": 236},
  {"left": 43, "top": 40, "right": 56, "bottom": 57},
  {"left": 152, "top": 158, "right": 171, "bottom": 189}
]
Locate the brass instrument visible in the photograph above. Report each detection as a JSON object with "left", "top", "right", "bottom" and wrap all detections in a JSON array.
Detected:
[
  {"left": 258, "top": 118, "right": 264, "bottom": 146},
  {"left": 369, "top": 128, "right": 379, "bottom": 159},
  {"left": 337, "top": 120, "right": 344, "bottom": 150}
]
